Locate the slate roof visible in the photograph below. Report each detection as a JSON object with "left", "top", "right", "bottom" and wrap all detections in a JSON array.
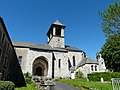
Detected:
[
  {"left": 46, "top": 20, "right": 66, "bottom": 36},
  {"left": 53, "top": 20, "right": 65, "bottom": 26},
  {"left": 77, "top": 57, "right": 98, "bottom": 68},
  {"left": 13, "top": 41, "right": 83, "bottom": 52},
  {"left": 65, "top": 45, "right": 83, "bottom": 52},
  {"left": 13, "top": 41, "right": 53, "bottom": 51}
]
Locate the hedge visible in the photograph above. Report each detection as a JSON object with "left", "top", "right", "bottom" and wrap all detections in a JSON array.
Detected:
[
  {"left": 88, "top": 72, "right": 120, "bottom": 81},
  {"left": 0, "top": 81, "right": 15, "bottom": 90}
]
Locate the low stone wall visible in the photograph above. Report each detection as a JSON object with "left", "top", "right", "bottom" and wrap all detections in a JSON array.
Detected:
[{"left": 33, "top": 77, "right": 55, "bottom": 90}]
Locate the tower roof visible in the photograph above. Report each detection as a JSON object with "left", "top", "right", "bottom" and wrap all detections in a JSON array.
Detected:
[
  {"left": 46, "top": 20, "right": 66, "bottom": 36},
  {"left": 53, "top": 20, "right": 65, "bottom": 26}
]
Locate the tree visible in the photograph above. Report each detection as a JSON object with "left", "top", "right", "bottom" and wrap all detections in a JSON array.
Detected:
[
  {"left": 100, "top": 34, "right": 120, "bottom": 72},
  {"left": 99, "top": 0, "right": 120, "bottom": 37}
]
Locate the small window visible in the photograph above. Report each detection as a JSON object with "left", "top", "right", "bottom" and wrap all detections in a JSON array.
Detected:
[
  {"left": 68, "top": 59, "right": 71, "bottom": 70},
  {"left": 73, "top": 56, "right": 75, "bottom": 66},
  {"left": 95, "top": 66, "right": 97, "bottom": 71},
  {"left": 58, "top": 59, "right": 61, "bottom": 68},
  {"left": 101, "top": 62, "right": 103, "bottom": 64},
  {"left": 91, "top": 65, "right": 94, "bottom": 71},
  {"left": 18, "top": 56, "right": 22, "bottom": 65}
]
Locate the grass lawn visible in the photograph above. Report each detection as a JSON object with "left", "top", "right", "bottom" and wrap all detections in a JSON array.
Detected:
[
  {"left": 15, "top": 84, "right": 36, "bottom": 90},
  {"left": 57, "top": 79, "right": 112, "bottom": 90}
]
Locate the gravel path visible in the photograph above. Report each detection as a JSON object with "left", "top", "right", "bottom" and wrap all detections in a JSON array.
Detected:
[{"left": 50, "top": 82, "right": 80, "bottom": 90}]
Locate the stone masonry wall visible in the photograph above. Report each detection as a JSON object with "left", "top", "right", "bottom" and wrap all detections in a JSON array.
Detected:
[
  {"left": 28, "top": 50, "right": 53, "bottom": 78},
  {"left": 48, "top": 36, "right": 65, "bottom": 48}
]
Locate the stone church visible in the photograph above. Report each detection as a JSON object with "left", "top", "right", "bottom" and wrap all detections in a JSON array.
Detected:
[{"left": 13, "top": 20, "right": 106, "bottom": 79}]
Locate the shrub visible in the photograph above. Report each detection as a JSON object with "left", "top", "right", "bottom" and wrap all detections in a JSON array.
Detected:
[
  {"left": 75, "top": 70, "right": 83, "bottom": 79},
  {"left": 88, "top": 72, "right": 120, "bottom": 81},
  {"left": 24, "top": 72, "right": 32, "bottom": 84},
  {"left": 0, "top": 81, "right": 15, "bottom": 90}
]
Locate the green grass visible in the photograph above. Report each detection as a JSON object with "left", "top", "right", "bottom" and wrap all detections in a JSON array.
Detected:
[
  {"left": 57, "top": 79, "right": 112, "bottom": 90},
  {"left": 15, "top": 84, "right": 36, "bottom": 90}
]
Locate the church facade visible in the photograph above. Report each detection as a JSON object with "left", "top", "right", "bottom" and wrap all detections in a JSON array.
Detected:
[{"left": 13, "top": 20, "right": 106, "bottom": 79}]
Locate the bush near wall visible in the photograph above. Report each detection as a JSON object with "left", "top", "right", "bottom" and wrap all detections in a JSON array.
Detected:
[
  {"left": 75, "top": 70, "right": 84, "bottom": 79},
  {"left": 0, "top": 81, "right": 15, "bottom": 90},
  {"left": 88, "top": 72, "right": 120, "bottom": 81},
  {"left": 24, "top": 72, "right": 32, "bottom": 84}
]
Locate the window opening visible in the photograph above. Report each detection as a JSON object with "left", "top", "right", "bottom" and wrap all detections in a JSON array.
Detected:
[
  {"left": 58, "top": 59, "right": 61, "bottom": 68},
  {"left": 56, "top": 27, "right": 61, "bottom": 36},
  {"left": 95, "top": 65, "right": 97, "bottom": 71},
  {"left": 91, "top": 65, "right": 94, "bottom": 71},
  {"left": 73, "top": 56, "right": 75, "bottom": 66},
  {"left": 18, "top": 56, "right": 22, "bottom": 65}
]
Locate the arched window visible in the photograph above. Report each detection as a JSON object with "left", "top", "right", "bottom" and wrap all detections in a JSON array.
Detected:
[
  {"left": 91, "top": 65, "right": 94, "bottom": 71},
  {"left": 73, "top": 56, "right": 75, "bottom": 66},
  {"left": 18, "top": 56, "right": 22, "bottom": 65},
  {"left": 95, "top": 65, "right": 97, "bottom": 71},
  {"left": 68, "top": 59, "right": 71, "bottom": 70},
  {"left": 58, "top": 59, "right": 61, "bottom": 68}
]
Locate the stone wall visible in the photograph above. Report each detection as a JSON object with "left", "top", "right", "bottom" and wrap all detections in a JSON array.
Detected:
[
  {"left": 78, "top": 64, "right": 99, "bottom": 78},
  {"left": 14, "top": 46, "right": 84, "bottom": 79},
  {"left": 48, "top": 36, "right": 65, "bottom": 48},
  {"left": 15, "top": 48, "right": 53, "bottom": 77},
  {"left": 14, "top": 47, "right": 29, "bottom": 73},
  {"left": 53, "top": 51, "right": 83, "bottom": 78},
  {"left": 0, "top": 17, "right": 26, "bottom": 87},
  {"left": 29, "top": 49, "right": 53, "bottom": 77},
  {"left": 53, "top": 52, "right": 69, "bottom": 78}
]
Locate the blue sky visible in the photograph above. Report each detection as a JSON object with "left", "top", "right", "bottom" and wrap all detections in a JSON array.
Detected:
[{"left": 0, "top": 0, "right": 114, "bottom": 59}]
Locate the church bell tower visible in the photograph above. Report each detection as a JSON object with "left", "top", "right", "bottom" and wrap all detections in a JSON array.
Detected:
[{"left": 46, "top": 20, "right": 66, "bottom": 48}]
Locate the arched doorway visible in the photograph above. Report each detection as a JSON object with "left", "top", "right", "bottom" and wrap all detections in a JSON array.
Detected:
[
  {"left": 33, "top": 63, "right": 45, "bottom": 76},
  {"left": 35, "top": 67, "right": 42, "bottom": 76},
  {"left": 33, "top": 56, "right": 48, "bottom": 76}
]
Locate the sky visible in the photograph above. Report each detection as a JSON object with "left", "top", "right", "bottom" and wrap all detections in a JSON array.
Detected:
[{"left": 0, "top": 0, "right": 114, "bottom": 60}]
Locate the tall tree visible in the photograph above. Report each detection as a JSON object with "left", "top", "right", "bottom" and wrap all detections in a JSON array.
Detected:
[
  {"left": 99, "top": 0, "right": 120, "bottom": 37},
  {"left": 100, "top": 34, "right": 120, "bottom": 72},
  {"left": 99, "top": 0, "right": 120, "bottom": 71}
]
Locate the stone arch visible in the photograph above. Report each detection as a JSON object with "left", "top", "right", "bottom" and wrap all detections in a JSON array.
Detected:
[{"left": 32, "top": 56, "right": 48, "bottom": 76}]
